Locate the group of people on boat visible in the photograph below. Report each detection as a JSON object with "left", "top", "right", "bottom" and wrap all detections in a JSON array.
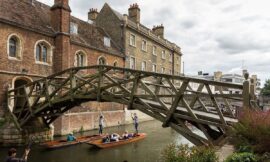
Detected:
[{"left": 102, "top": 131, "right": 138, "bottom": 143}]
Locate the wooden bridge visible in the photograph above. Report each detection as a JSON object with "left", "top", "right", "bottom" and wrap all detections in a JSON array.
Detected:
[{"left": 7, "top": 65, "right": 257, "bottom": 146}]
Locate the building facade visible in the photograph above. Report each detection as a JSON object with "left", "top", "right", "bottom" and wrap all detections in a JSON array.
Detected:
[
  {"left": 0, "top": 0, "right": 126, "bottom": 143},
  {"left": 95, "top": 3, "right": 182, "bottom": 75}
]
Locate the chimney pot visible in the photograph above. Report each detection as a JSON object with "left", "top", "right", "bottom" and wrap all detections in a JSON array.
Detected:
[
  {"left": 128, "top": 3, "right": 140, "bottom": 23},
  {"left": 88, "top": 8, "right": 99, "bottom": 22}
]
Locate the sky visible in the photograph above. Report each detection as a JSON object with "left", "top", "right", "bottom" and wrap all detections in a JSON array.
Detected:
[{"left": 38, "top": 0, "right": 270, "bottom": 86}]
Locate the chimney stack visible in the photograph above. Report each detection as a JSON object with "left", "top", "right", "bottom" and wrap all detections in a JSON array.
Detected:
[
  {"left": 88, "top": 8, "right": 98, "bottom": 22},
  {"left": 128, "top": 3, "right": 140, "bottom": 23},
  {"left": 152, "top": 24, "right": 164, "bottom": 38}
]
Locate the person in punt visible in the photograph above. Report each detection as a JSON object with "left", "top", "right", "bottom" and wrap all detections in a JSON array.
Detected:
[
  {"left": 122, "top": 131, "right": 129, "bottom": 139},
  {"left": 102, "top": 133, "right": 110, "bottom": 143},
  {"left": 67, "top": 132, "right": 77, "bottom": 142},
  {"left": 110, "top": 133, "right": 120, "bottom": 142}
]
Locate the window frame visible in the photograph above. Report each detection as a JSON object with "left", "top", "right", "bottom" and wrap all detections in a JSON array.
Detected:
[
  {"left": 7, "top": 34, "right": 22, "bottom": 60},
  {"left": 104, "top": 37, "right": 111, "bottom": 47},
  {"left": 34, "top": 40, "right": 52, "bottom": 65},
  {"left": 141, "top": 61, "right": 146, "bottom": 71},
  {"left": 141, "top": 39, "right": 147, "bottom": 52},
  {"left": 75, "top": 51, "right": 87, "bottom": 67},
  {"left": 161, "top": 50, "right": 166, "bottom": 59},
  {"left": 130, "top": 57, "right": 136, "bottom": 69},
  {"left": 152, "top": 45, "right": 157, "bottom": 56},
  {"left": 152, "top": 64, "right": 157, "bottom": 72},
  {"left": 129, "top": 33, "right": 136, "bottom": 47}
]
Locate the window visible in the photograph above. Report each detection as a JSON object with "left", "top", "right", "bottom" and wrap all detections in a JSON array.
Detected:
[
  {"left": 130, "top": 34, "right": 136, "bottom": 46},
  {"left": 152, "top": 64, "right": 157, "bottom": 72},
  {"left": 152, "top": 46, "right": 157, "bottom": 55},
  {"left": 169, "top": 53, "right": 173, "bottom": 62},
  {"left": 141, "top": 61, "right": 146, "bottom": 71},
  {"left": 9, "top": 38, "right": 17, "bottom": 57},
  {"left": 176, "top": 56, "right": 179, "bottom": 64},
  {"left": 75, "top": 52, "right": 86, "bottom": 67},
  {"left": 98, "top": 57, "right": 106, "bottom": 65},
  {"left": 8, "top": 35, "right": 21, "bottom": 59},
  {"left": 104, "top": 37, "right": 111, "bottom": 47},
  {"left": 161, "top": 67, "right": 165, "bottom": 73},
  {"left": 113, "top": 61, "right": 118, "bottom": 67},
  {"left": 141, "top": 40, "right": 147, "bottom": 51},
  {"left": 130, "top": 57, "right": 135, "bottom": 69},
  {"left": 70, "top": 22, "right": 78, "bottom": 34},
  {"left": 35, "top": 41, "right": 51, "bottom": 64},
  {"left": 161, "top": 50, "right": 166, "bottom": 59}
]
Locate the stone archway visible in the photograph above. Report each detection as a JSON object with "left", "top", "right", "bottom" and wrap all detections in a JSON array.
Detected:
[{"left": 13, "top": 77, "right": 32, "bottom": 112}]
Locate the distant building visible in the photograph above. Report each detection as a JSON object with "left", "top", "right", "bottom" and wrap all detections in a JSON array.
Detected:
[{"left": 94, "top": 3, "right": 182, "bottom": 75}]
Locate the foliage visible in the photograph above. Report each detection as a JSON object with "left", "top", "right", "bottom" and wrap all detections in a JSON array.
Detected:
[
  {"left": 230, "top": 109, "right": 270, "bottom": 153},
  {"left": 161, "top": 144, "right": 218, "bottom": 162},
  {"left": 225, "top": 152, "right": 258, "bottom": 162},
  {"left": 261, "top": 79, "right": 270, "bottom": 96}
]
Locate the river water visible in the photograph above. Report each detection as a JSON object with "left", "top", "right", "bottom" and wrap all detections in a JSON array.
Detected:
[{"left": 0, "top": 120, "right": 192, "bottom": 162}]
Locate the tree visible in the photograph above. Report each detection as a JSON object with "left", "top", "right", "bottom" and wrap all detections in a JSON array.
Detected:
[{"left": 261, "top": 79, "right": 270, "bottom": 96}]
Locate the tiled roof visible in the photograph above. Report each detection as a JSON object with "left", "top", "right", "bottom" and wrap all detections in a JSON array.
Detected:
[
  {"left": 70, "top": 17, "right": 123, "bottom": 57},
  {"left": 0, "top": 0, "right": 124, "bottom": 57},
  {"left": 0, "top": 0, "right": 54, "bottom": 34}
]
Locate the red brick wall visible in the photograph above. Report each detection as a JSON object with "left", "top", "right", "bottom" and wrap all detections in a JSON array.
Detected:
[
  {"left": 0, "top": 24, "right": 54, "bottom": 76},
  {"left": 53, "top": 110, "right": 125, "bottom": 135}
]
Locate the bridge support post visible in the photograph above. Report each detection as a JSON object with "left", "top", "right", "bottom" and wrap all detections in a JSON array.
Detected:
[{"left": 243, "top": 72, "right": 250, "bottom": 110}]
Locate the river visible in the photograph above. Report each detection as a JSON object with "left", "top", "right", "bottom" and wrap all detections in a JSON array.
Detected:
[{"left": 0, "top": 120, "right": 192, "bottom": 162}]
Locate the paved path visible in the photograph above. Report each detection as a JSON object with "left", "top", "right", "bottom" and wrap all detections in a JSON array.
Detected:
[{"left": 216, "top": 144, "right": 234, "bottom": 162}]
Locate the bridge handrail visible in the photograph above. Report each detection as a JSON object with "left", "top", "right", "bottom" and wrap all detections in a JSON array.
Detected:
[{"left": 8, "top": 65, "right": 243, "bottom": 93}]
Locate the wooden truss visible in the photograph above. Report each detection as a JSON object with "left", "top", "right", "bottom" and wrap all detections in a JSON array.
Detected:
[{"left": 7, "top": 65, "right": 255, "bottom": 146}]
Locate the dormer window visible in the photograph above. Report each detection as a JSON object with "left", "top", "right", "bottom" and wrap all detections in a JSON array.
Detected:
[
  {"left": 70, "top": 22, "right": 78, "bottom": 34},
  {"left": 104, "top": 37, "right": 111, "bottom": 47}
]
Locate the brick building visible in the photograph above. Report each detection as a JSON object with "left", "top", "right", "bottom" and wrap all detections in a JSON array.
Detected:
[
  {"left": 95, "top": 3, "right": 182, "bottom": 75},
  {"left": 0, "top": 0, "right": 126, "bottom": 142}
]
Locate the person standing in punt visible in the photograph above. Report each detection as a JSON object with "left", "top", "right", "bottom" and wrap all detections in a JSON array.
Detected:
[{"left": 131, "top": 113, "right": 139, "bottom": 133}]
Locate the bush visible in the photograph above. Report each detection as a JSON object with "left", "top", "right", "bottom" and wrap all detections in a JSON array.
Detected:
[
  {"left": 231, "top": 109, "right": 270, "bottom": 153},
  {"left": 225, "top": 152, "right": 258, "bottom": 162},
  {"left": 161, "top": 144, "right": 218, "bottom": 162}
]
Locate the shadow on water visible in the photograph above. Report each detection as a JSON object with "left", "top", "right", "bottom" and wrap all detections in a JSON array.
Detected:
[{"left": 0, "top": 120, "right": 192, "bottom": 162}]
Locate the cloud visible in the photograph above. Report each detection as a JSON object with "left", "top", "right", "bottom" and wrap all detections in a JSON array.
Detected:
[{"left": 37, "top": 0, "right": 270, "bottom": 86}]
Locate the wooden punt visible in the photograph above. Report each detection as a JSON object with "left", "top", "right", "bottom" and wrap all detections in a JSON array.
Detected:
[
  {"left": 87, "top": 133, "right": 146, "bottom": 149},
  {"left": 41, "top": 134, "right": 103, "bottom": 149}
]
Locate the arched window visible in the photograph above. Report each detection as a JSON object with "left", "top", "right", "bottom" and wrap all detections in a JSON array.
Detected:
[
  {"left": 98, "top": 57, "right": 106, "bottom": 65},
  {"left": 8, "top": 35, "right": 21, "bottom": 59},
  {"left": 75, "top": 52, "right": 86, "bottom": 67},
  {"left": 113, "top": 61, "right": 118, "bottom": 67},
  {"left": 35, "top": 41, "right": 52, "bottom": 64}
]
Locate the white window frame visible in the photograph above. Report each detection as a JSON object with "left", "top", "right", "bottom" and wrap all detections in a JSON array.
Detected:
[
  {"left": 104, "top": 37, "right": 111, "bottom": 47},
  {"left": 141, "top": 61, "right": 146, "bottom": 71},
  {"left": 34, "top": 40, "right": 53, "bottom": 65},
  {"left": 169, "top": 53, "right": 173, "bottom": 62},
  {"left": 161, "top": 50, "right": 166, "bottom": 59},
  {"left": 7, "top": 34, "right": 22, "bottom": 61},
  {"left": 152, "top": 64, "right": 157, "bottom": 72},
  {"left": 74, "top": 50, "right": 87, "bottom": 67},
  {"left": 70, "top": 22, "right": 78, "bottom": 34},
  {"left": 129, "top": 33, "right": 136, "bottom": 47},
  {"left": 161, "top": 67, "right": 165, "bottom": 73},
  {"left": 130, "top": 57, "right": 136, "bottom": 69},
  {"left": 152, "top": 45, "right": 157, "bottom": 56},
  {"left": 141, "top": 40, "right": 147, "bottom": 52}
]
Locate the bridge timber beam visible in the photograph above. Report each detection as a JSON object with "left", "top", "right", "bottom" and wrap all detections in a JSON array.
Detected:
[{"left": 7, "top": 65, "right": 256, "bottom": 146}]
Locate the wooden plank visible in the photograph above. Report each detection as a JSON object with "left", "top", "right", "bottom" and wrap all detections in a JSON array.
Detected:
[
  {"left": 163, "top": 81, "right": 189, "bottom": 127},
  {"left": 127, "top": 74, "right": 140, "bottom": 110},
  {"left": 205, "top": 84, "right": 227, "bottom": 125}
]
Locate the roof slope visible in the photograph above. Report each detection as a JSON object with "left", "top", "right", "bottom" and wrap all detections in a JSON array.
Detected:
[{"left": 0, "top": 0, "right": 123, "bottom": 56}]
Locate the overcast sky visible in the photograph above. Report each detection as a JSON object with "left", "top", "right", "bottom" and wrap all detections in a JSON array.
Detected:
[{"left": 38, "top": 0, "right": 270, "bottom": 86}]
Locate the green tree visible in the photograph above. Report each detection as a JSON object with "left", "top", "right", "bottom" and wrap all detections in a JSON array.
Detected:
[{"left": 261, "top": 79, "right": 270, "bottom": 96}]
